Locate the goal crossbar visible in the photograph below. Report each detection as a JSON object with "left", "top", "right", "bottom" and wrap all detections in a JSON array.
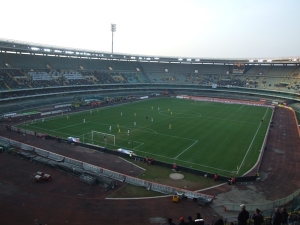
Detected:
[{"left": 84, "top": 130, "right": 115, "bottom": 146}]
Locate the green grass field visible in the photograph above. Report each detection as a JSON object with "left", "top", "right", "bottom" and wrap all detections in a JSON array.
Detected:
[{"left": 18, "top": 98, "right": 273, "bottom": 176}]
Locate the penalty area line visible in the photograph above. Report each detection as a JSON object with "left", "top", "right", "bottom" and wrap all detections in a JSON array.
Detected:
[{"left": 174, "top": 140, "right": 198, "bottom": 159}]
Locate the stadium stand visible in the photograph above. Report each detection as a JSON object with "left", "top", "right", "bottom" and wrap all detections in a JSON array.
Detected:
[
  {"left": 0, "top": 41, "right": 300, "bottom": 224},
  {"left": 0, "top": 49, "right": 299, "bottom": 101}
]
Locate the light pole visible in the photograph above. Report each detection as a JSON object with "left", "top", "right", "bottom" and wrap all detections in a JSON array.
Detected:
[{"left": 111, "top": 24, "right": 116, "bottom": 54}]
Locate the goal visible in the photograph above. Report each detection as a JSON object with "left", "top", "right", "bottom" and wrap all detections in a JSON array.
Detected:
[{"left": 83, "top": 130, "right": 115, "bottom": 146}]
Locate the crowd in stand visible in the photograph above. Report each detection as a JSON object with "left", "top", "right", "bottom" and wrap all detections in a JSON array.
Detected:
[
  {"left": 0, "top": 69, "right": 124, "bottom": 91},
  {"left": 91, "top": 71, "right": 120, "bottom": 84},
  {"left": 1, "top": 67, "right": 300, "bottom": 100},
  {"left": 237, "top": 204, "right": 293, "bottom": 225},
  {"left": 165, "top": 204, "right": 298, "bottom": 225},
  {"left": 1, "top": 68, "right": 299, "bottom": 90},
  {"left": 167, "top": 212, "right": 205, "bottom": 225}
]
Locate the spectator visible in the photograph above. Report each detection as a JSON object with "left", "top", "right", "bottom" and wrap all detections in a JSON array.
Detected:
[
  {"left": 214, "top": 219, "right": 224, "bottom": 225},
  {"left": 151, "top": 157, "right": 155, "bottom": 165},
  {"left": 187, "top": 216, "right": 195, "bottom": 225},
  {"left": 252, "top": 208, "right": 263, "bottom": 225},
  {"left": 214, "top": 173, "right": 218, "bottom": 181},
  {"left": 231, "top": 176, "right": 236, "bottom": 184},
  {"left": 167, "top": 218, "right": 176, "bottom": 225},
  {"left": 179, "top": 217, "right": 187, "bottom": 225},
  {"left": 41, "top": 133, "right": 47, "bottom": 139},
  {"left": 195, "top": 213, "right": 204, "bottom": 225},
  {"left": 238, "top": 204, "right": 249, "bottom": 225},
  {"left": 281, "top": 207, "right": 288, "bottom": 225},
  {"left": 173, "top": 163, "right": 179, "bottom": 172},
  {"left": 272, "top": 208, "right": 282, "bottom": 225},
  {"left": 195, "top": 213, "right": 202, "bottom": 219},
  {"left": 145, "top": 156, "right": 149, "bottom": 165}
]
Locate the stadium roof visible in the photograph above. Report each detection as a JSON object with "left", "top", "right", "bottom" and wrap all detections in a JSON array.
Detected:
[{"left": 0, "top": 38, "right": 299, "bottom": 65}]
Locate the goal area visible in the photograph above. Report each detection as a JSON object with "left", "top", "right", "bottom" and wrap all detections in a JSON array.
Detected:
[{"left": 83, "top": 130, "right": 115, "bottom": 146}]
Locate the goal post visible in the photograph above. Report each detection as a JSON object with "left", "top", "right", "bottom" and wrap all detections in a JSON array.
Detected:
[{"left": 87, "top": 130, "right": 115, "bottom": 146}]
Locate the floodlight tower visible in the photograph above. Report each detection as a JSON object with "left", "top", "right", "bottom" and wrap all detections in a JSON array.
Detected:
[{"left": 111, "top": 24, "right": 116, "bottom": 54}]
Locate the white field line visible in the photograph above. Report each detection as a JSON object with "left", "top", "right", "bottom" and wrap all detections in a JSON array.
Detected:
[
  {"left": 174, "top": 140, "right": 198, "bottom": 159},
  {"left": 29, "top": 121, "right": 232, "bottom": 173},
  {"left": 133, "top": 148, "right": 234, "bottom": 173},
  {"left": 90, "top": 120, "right": 197, "bottom": 142},
  {"left": 133, "top": 142, "right": 144, "bottom": 149},
  {"left": 200, "top": 115, "right": 257, "bottom": 125},
  {"left": 29, "top": 123, "right": 232, "bottom": 172},
  {"left": 33, "top": 99, "right": 142, "bottom": 124},
  {"left": 158, "top": 110, "right": 202, "bottom": 118},
  {"left": 54, "top": 121, "right": 91, "bottom": 131},
  {"left": 158, "top": 110, "right": 257, "bottom": 125},
  {"left": 156, "top": 132, "right": 198, "bottom": 142},
  {"left": 26, "top": 100, "right": 265, "bottom": 174},
  {"left": 238, "top": 105, "right": 244, "bottom": 109},
  {"left": 237, "top": 108, "right": 269, "bottom": 174}
]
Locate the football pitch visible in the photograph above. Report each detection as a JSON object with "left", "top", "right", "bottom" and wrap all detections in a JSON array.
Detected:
[{"left": 19, "top": 98, "right": 273, "bottom": 176}]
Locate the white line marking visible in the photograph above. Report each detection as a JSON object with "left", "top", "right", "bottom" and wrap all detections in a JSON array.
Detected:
[
  {"left": 237, "top": 108, "right": 269, "bottom": 173},
  {"left": 133, "top": 149, "right": 234, "bottom": 173},
  {"left": 54, "top": 121, "right": 91, "bottom": 131},
  {"left": 174, "top": 140, "right": 198, "bottom": 159}
]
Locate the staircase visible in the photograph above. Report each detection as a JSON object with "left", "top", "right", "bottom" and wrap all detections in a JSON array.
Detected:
[
  {"left": 288, "top": 66, "right": 299, "bottom": 77},
  {"left": 253, "top": 66, "right": 260, "bottom": 75},
  {"left": 257, "top": 77, "right": 265, "bottom": 87},
  {"left": 279, "top": 77, "right": 285, "bottom": 83},
  {"left": 22, "top": 71, "right": 32, "bottom": 88},
  {"left": 286, "top": 79, "right": 297, "bottom": 88},
  {"left": 264, "top": 66, "right": 272, "bottom": 76},
  {"left": 6, "top": 72, "right": 16, "bottom": 82},
  {"left": 4, "top": 83, "right": 11, "bottom": 91},
  {"left": 34, "top": 55, "right": 45, "bottom": 69},
  {"left": 136, "top": 73, "right": 143, "bottom": 83},
  {"left": 68, "top": 58, "right": 77, "bottom": 69},
  {"left": 4, "top": 53, "right": 16, "bottom": 68}
]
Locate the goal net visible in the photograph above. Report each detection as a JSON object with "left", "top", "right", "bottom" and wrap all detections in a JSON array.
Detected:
[{"left": 83, "top": 130, "right": 115, "bottom": 146}]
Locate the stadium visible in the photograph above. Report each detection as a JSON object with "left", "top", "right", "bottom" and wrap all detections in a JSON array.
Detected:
[
  {"left": 0, "top": 37, "right": 299, "bottom": 224},
  {"left": 2, "top": 0, "right": 300, "bottom": 219}
]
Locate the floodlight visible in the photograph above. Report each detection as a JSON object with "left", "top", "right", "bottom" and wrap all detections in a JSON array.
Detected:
[
  {"left": 111, "top": 24, "right": 116, "bottom": 32},
  {"left": 111, "top": 24, "right": 116, "bottom": 54}
]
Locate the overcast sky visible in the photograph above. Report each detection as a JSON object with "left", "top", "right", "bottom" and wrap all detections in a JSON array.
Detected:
[{"left": 1, "top": 0, "right": 300, "bottom": 59}]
